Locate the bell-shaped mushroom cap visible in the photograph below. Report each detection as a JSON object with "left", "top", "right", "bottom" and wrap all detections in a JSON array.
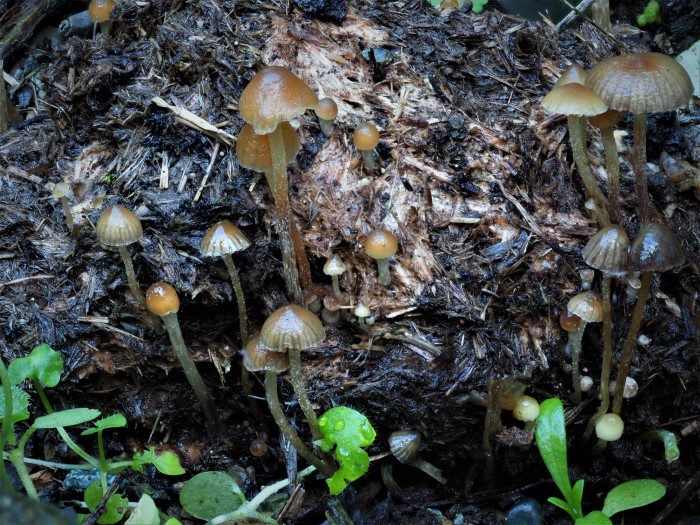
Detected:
[
  {"left": 315, "top": 97, "right": 338, "bottom": 120},
  {"left": 629, "top": 222, "right": 685, "bottom": 272},
  {"left": 96, "top": 204, "right": 143, "bottom": 247},
  {"left": 52, "top": 182, "right": 72, "bottom": 199},
  {"left": 541, "top": 83, "right": 608, "bottom": 117},
  {"left": 586, "top": 53, "right": 693, "bottom": 114},
  {"left": 236, "top": 122, "right": 301, "bottom": 173},
  {"left": 201, "top": 220, "right": 250, "bottom": 257},
  {"left": 553, "top": 64, "right": 588, "bottom": 88},
  {"left": 260, "top": 304, "right": 325, "bottom": 352},
  {"left": 146, "top": 282, "right": 180, "bottom": 316},
  {"left": 354, "top": 303, "right": 371, "bottom": 318},
  {"left": 353, "top": 123, "right": 380, "bottom": 150},
  {"left": 365, "top": 229, "right": 399, "bottom": 260},
  {"left": 582, "top": 224, "right": 631, "bottom": 276},
  {"left": 567, "top": 291, "right": 603, "bottom": 323},
  {"left": 239, "top": 66, "right": 319, "bottom": 135},
  {"left": 88, "top": 0, "right": 115, "bottom": 23},
  {"left": 588, "top": 109, "right": 627, "bottom": 130},
  {"left": 323, "top": 254, "right": 346, "bottom": 276},
  {"left": 241, "top": 336, "right": 289, "bottom": 373}
]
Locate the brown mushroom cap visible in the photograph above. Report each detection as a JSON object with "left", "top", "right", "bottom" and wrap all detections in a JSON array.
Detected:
[
  {"left": 239, "top": 66, "right": 319, "bottom": 135},
  {"left": 541, "top": 83, "right": 607, "bottom": 117},
  {"left": 365, "top": 229, "right": 398, "bottom": 260},
  {"left": 567, "top": 291, "right": 603, "bottom": 323},
  {"left": 146, "top": 282, "right": 180, "bottom": 316},
  {"left": 588, "top": 109, "right": 627, "bottom": 130},
  {"left": 585, "top": 53, "right": 693, "bottom": 114},
  {"left": 96, "top": 204, "right": 143, "bottom": 247},
  {"left": 260, "top": 304, "right": 325, "bottom": 352},
  {"left": 201, "top": 220, "right": 251, "bottom": 257},
  {"left": 236, "top": 122, "right": 301, "bottom": 173},
  {"left": 553, "top": 64, "right": 588, "bottom": 88},
  {"left": 88, "top": 0, "right": 115, "bottom": 23},
  {"left": 353, "top": 123, "right": 380, "bottom": 150},
  {"left": 629, "top": 222, "right": 685, "bottom": 272},
  {"left": 315, "top": 97, "right": 338, "bottom": 120},
  {"left": 242, "top": 336, "right": 289, "bottom": 373},
  {"left": 582, "top": 224, "right": 630, "bottom": 276}
]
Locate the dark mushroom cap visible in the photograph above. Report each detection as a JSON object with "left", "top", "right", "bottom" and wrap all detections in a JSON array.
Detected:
[
  {"left": 585, "top": 53, "right": 693, "bottom": 114},
  {"left": 239, "top": 66, "right": 319, "bottom": 135},
  {"left": 365, "top": 229, "right": 398, "bottom": 260},
  {"left": 241, "top": 336, "right": 289, "bottom": 373},
  {"left": 541, "top": 83, "right": 607, "bottom": 117},
  {"left": 96, "top": 204, "right": 143, "bottom": 247},
  {"left": 260, "top": 304, "right": 325, "bottom": 352},
  {"left": 236, "top": 122, "right": 301, "bottom": 173},
  {"left": 315, "top": 97, "right": 338, "bottom": 120},
  {"left": 567, "top": 291, "right": 603, "bottom": 323},
  {"left": 353, "top": 123, "right": 380, "bottom": 150},
  {"left": 201, "top": 220, "right": 250, "bottom": 257},
  {"left": 146, "top": 282, "right": 180, "bottom": 316},
  {"left": 582, "top": 224, "right": 631, "bottom": 276},
  {"left": 553, "top": 64, "right": 588, "bottom": 88},
  {"left": 629, "top": 222, "right": 685, "bottom": 272}
]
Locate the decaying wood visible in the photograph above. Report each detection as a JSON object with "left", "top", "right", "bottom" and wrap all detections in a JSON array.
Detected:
[{"left": 0, "top": 0, "right": 66, "bottom": 58}]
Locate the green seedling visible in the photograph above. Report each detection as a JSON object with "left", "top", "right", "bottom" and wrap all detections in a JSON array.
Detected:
[
  {"left": 535, "top": 398, "right": 666, "bottom": 523},
  {"left": 642, "top": 429, "right": 680, "bottom": 463},
  {"left": 637, "top": 0, "right": 661, "bottom": 27},
  {"left": 316, "top": 406, "right": 376, "bottom": 495}
]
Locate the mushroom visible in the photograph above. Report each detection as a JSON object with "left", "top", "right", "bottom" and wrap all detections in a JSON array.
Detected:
[
  {"left": 593, "top": 412, "right": 624, "bottom": 454},
  {"left": 200, "top": 220, "right": 251, "bottom": 345},
  {"left": 353, "top": 122, "right": 380, "bottom": 172},
  {"left": 512, "top": 395, "right": 540, "bottom": 431},
  {"left": 52, "top": 182, "right": 77, "bottom": 237},
  {"left": 541, "top": 83, "right": 610, "bottom": 225},
  {"left": 323, "top": 254, "right": 346, "bottom": 297},
  {"left": 365, "top": 228, "right": 399, "bottom": 286},
  {"left": 566, "top": 291, "right": 603, "bottom": 403},
  {"left": 588, "top": 109, "right": 627, "bottom": 224},
  {"left": 585, "top": 53, "right": 693, "bottom": 224},
  {"left": 321, "top": 293, "right": 341, "bottom": 327},
  {"left": 146, "top": 282, "right": 218, "bottom": 430},
  {"left": 88, "top": 0, "right": 115, "bottom": 36},
  {"left": 388, "top": 430, "right": 446, "bottom": 484},
  {"left": 354, "top": 302, "right": 371, "bottom": 331},
  {"left": 238, "top": 67, "right": 319, "bottom": 305},
  {"left": 315, "top": 97, "right": 338, "bottom": 137}
]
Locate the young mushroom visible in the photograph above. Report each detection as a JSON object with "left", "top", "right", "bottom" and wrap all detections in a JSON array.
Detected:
[
  {"left": 566, "top": 291, "right": 603, "bottom": 404},
  {"left": 321, "top": 293, "right": 341, "bottom": 327},
  {"left": 52, "top": 182, "right": 78, "bottom": 237},
  {"left": 354, "top": 303, "right": 371, "bottom": 331},
  {"left": 512, "top": 395, "right": 540, "bottom": 432},
  {"left": 388, "top": 430, "right": 446, "bottom": 484},
  {"left": 365, "top": 228, "right": 399, "bottom": 286},
  {"left": 146, "top": 282, "right": 219, "bottom": 430},
  {"left": 594, "top": 413, "right": 624, "bottom": 454},
  {"left": 88, "top": 0, "right": 115, "bottom": 36},
  {"left": 323, "top": 254, "right": 346, "bottom": 297},
  {"left": 353, "top": 122, "right": 380, "bottom": 172},
  {"left": 315, "top": 97, "right": 338, "bottom": 137}
]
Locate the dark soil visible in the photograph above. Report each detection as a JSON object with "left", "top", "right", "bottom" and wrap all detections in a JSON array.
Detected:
[{"left": 1, "top": 0, "right": 699, "bottom": 524}]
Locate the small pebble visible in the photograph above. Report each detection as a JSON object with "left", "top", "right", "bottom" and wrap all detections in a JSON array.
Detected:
[{"left": 504, "top": 498, "right": 544, "bottom": 525}]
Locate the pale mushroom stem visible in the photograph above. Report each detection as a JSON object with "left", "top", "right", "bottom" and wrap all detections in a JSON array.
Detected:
[
  {"left": 331, "top": 276, "right": 341, "bottom": 297},
  {"left": 376, "top": 258, "right": 391, "bottom": 286},
  {"left": 160, "top": 312, "right": 219, "bottom": 431},
  {"left": 264, "top": 372, "right": 334, "bottom": 476},
  {"left": 360, "top": 149, "right": 376, "bottom": 172},
  {"left": 567, "top": 115, "right": 610, "bottom": 226},
  {"left": 600, "top": 128, "right": 621, "bottom": 224},
  {"left": 287, "top": 348, "right": 322, "bottom": 442},
  {"left": 117, "top": 245, "right": 146, "bottom": 306},
  {"left": 569, "top": 320, "right": 587, "bottom": 404},
  {"left": 318, "top": 118, "right": 334, "bottom": 137},
  {"left": 633, "top": 113, "right": 652, "bottom": 224},
  {"left": 612, "top": 271, "right": 651, "bottom": 414},
  {"left": 267, "top": 127, "right": 304, "bottom": 305},
  {"left": 222, "top": 253, "right": 248, "bottom": 345},
  {"left": 59, "top": 196, "right": 78, "bottom": 237}
]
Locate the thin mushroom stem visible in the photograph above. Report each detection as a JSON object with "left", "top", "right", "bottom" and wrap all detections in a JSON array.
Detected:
[
  {"left": 160, "top": 312, "right": 220, "bottom": 432},
  {"left": 264, "top": 372, "right": 333, "bottom": 476},
  {"left": 117, "top": 245, "right": 146, "bottom": 306},
  {"left": 567, "top": 115, "right": 610, "bottom": 226},
  {"left": 600, "top": 128, "right": 621, "bottom": 224},
  {"left": 266, "top": 127, "right": 303, "bottom": 305},
  {"left": 287, "top": 348, "right": 322, "bottom": 442},
  {"left": 633, "top": 113, "right": 651, "bottom": 224},
  {"left": 569, "top": 320, "right": 587, "bottom": 404},
  {"left": 331, "top": 275, "right": 341, "bottom": 297},
  {"left": 612, "top": 271, "right": 652, "bottom": 414},
  {"left": 222, "top": 253, "right": 248, "bottom": 344},
  {"left": 59, "top": 196, "right": 78, "bottom": 237},
  {"left": 376, "top": 258, "right": 391, "bottom": 286}
]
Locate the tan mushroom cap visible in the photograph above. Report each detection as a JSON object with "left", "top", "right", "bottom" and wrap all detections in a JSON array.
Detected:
[
  {"left": 541, "top": 83, "right": 607, "bottom": 117},
  {"left": 260, "top": 304, "right": 325, "bottom": 352},
  {"left": 96, "top": 204, "right": 143, "bottom": 247},
  {"left": 586, "top": 53, "right": 693, "bottom": 114},
  {"left": 582, "top": 224, "right": 630, "bottom": 276},
  {"left": 201, "top": 220, "right": 250, "bottom": 257},
  {"left": 88, "top": 0, "right": 115, "bottom": 23},
  {"left": 588, "top": 109, "right": 627, "bottom": 130},
  {"left": 242, "top": 336, "right": 289, "bottom": 373},
  {"left": 553, "top": 64, "right": 588, "bottom": 88},
  {"left": 353, "top": 123, "right": 380, "bottom": 150},
  {"left": 567, "top": 291, "right": 603, "bottom": 323},
  {"left": 629, "top": 222, "right": 685, "bottom": 272},
  {"left": 323, "top": 254, "right": 346, "bottom": 276},
  {"left": 146, "top": 282, "right": 180, "bottom": 316},
  {"left": 365, "top": 228, "right": 398, "bottom": 260},
  {"left": 236, "top": 122, "right": 301, "bottom": 173},
  {"left": 52, "top": 182, "right": 72, "bottom": 199},
  {"left": 239, "top": 66, "right": 319, "bottom": 135},
  {"left": 315, "top": 97, "right": 338, "bottom": 120}
]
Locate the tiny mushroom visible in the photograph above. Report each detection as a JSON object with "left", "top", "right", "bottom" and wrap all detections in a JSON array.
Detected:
[
  {"left": 566, "top": 291, "right": 603, "bottom": 403},
  {"left": 323, "top": 254, "right": 346, "bottom": 297},
  {"left": 353, "top": 122, "right": 380, "bottom": 171},
  {"left": 365, "top": 228, "right": 399, "bottom": 286},
  {"left": 354, "top": 302, "right": 371, "bottom": 331},
  {"left": 321, "top": 294, "right": 341, "bottom": 327},
  {"left": 315, "top": 97, "right": 338, "bottom": 137},
  {"left": 88, "top": 0, "right": 115, "bottom": 36},
  {"left": 512, "top": 395, "right": 540, "bottom": 431},
  {"left": 595, "top": 413, "right": 624, "bottom": 442},
  {"left": 52, "top": 182, "right": 77, "bottom": 237},
  {"left": 388, "top": 430, "right": 446, "bottom": 484}
]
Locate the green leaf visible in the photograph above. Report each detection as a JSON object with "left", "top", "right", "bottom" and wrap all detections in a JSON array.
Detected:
[
  {"left": 81, "top": 414, "right": 127, "bottom": 436},
  {"left": 124, "top": 494, "right": 159, "bottom": 525},
  {"left": 34, "top": 408, "right": 101, "bottom": 429},
  {"left": 0, "top": 385, "right": 30, "bottom": 424},
  {"left": 179, "top": 472, "right": 246, "bottom": 520},
  {"left": 164, "top": 519, "right": 183, "bottom": 525},
  {"left": 602, "top": 479, "right": 666, "bottom": 517},
  {"left": 471, "top": 0, "right": 488, "bottom": 13},
  {"left": 572, "top": 479, "right": 585, "bottom": 511},
  {"left": 548, "top": 497, "right": 577, "bottom": 521},
  {"left": 132, "top": 448, "right": 185, "bottom": 475},
  {"left": 535, "top": 399, "right": 573, "bottom": 502},
  {"left": 8, "top": 344, "right": 63, "bottom": 387},
  {"left": 576, "top": 510, "right": 614, "bottom": 525},
  {"left": 317, "top": 406, "right": 376, "bottom": 495},
  {"left": 84, "top": 480, "right": 128, "bottom": 524}
]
